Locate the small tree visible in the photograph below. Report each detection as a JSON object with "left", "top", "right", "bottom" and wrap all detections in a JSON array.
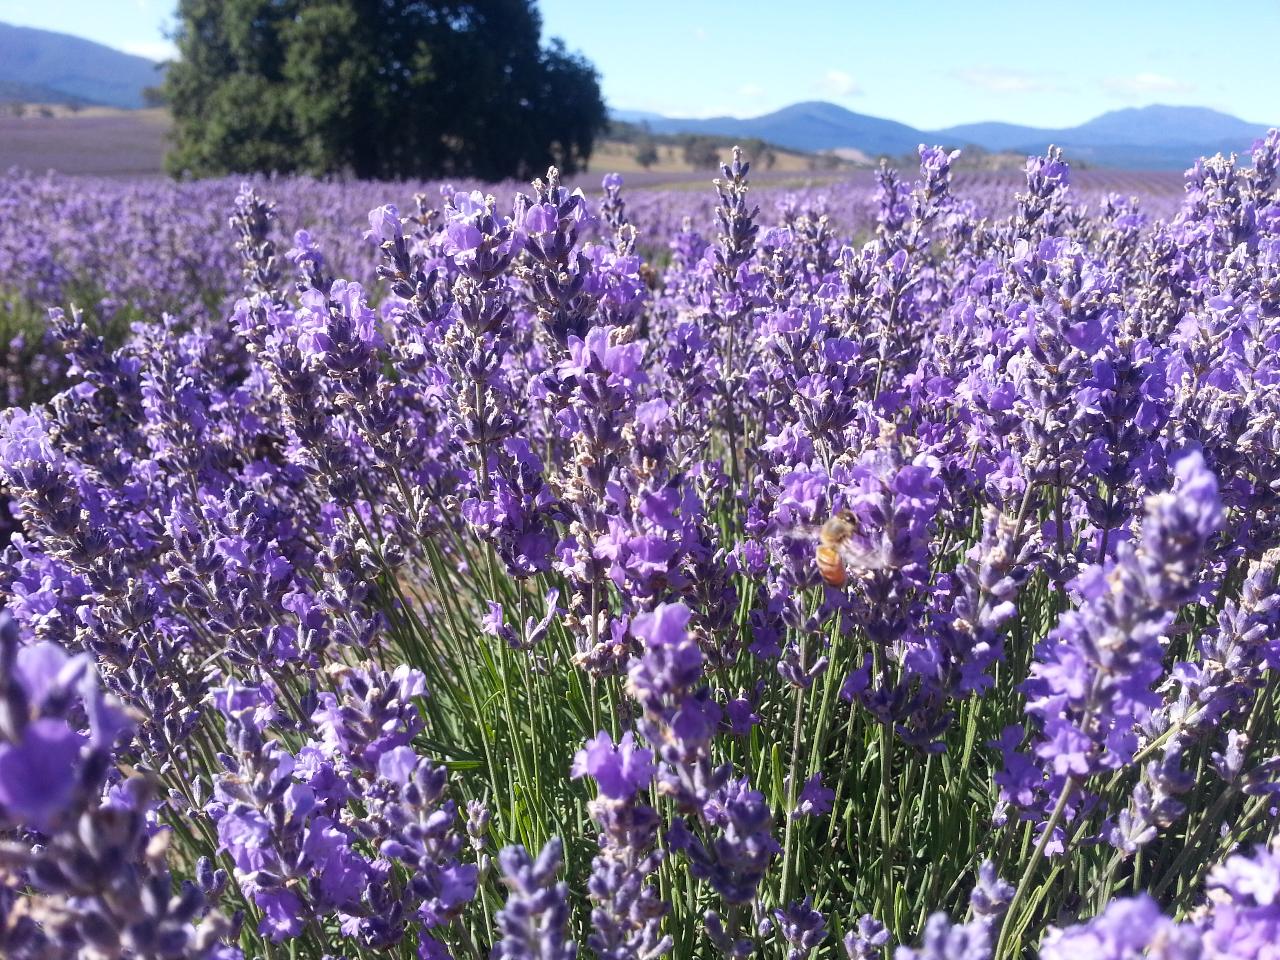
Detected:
[
  {"left": 634, "top": 139, "right": 659, "bottom": 169},
  {"left": 682, "top": 136, "right": 722, "bottom": 170}
]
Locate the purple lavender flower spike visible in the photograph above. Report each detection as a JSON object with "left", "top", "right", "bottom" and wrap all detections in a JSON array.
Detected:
[
  {"left": 573, "top": 731, "right": 671, "bottom": 959},
  {"left": 494, "top": 837, "right": 579, "bottom": 960},
  {"left": 773, "top": 897, "right": 828, "bottom": 960},
  {"left": 844, "top": 915, "right": 890, "bottom": 959},
  {"left": 894, "top": 912, "right": 991, "bottom": 960},
  {"left": 0, "top": 612, "right": 230, "bottom": 957},
  {"left": 1006, "top": 450, "right": 1223, "bottom": 822},
  {"left": 1197, "top": 838, "right": 1280, "bottom": 957}
]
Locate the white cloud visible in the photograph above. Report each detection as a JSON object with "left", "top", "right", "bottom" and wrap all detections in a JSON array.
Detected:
[
  {"left": 1101, "top": 72, "right": 1194, "bottom": 96},
  {"left": 953, "top": 67, "right": 1056, "bottom": 94},
  {"left": 817, "top": 69, "right": 861, "bottom": 98},
  {"left": 737, "top": 83, "right": 766, "bottom": 99},
  {"left": 120, "top": 39, "right": 177, "bottom": 61}
]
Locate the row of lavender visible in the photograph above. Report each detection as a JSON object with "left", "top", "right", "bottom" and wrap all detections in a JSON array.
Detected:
[
  {"left": 0, "top": 174, "right": 836, "bottom": 414},
  {"left": 0, "top": 167, "right": 1183, "bottom": 408},
  {"left": 0, "top": 137, "right": 1276, "bottom": 960}
]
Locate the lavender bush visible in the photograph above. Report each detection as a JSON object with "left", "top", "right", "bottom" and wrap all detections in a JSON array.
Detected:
[{"left": 0, "top": 135, "right": 1277, "bottom": 959}]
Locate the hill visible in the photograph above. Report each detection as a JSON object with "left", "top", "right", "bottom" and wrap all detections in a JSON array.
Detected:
[
  {"left": 936, "top": 105, "right": 1272, "bottom": 169},
  {"left": 0, "top": 18, "right": 1271, "bottom": 174},
  {"left": 0, "top": 21, "right": 162, "bottom": 109},
  {"left": 635, "top": 101, "right": 923, "bottom": 157},
  {"left": 621, "top": 102, "right": 1276, "bottom": 171}
]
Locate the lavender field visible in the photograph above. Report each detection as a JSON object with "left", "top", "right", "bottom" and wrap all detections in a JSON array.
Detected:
[{"left": 1, "top": 137, "right": 1278, "bottom": 960}]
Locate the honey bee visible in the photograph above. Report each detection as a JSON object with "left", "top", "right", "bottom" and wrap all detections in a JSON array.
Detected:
[
  {"left": 813, "top": 509, "right": 887, "bottom": 587},
  {"left": 815, "top": 509, "right": 858, "bottom": 587}
]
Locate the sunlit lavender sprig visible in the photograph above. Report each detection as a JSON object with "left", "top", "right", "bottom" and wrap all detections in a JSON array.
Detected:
[
  {"left": 1002, "top": 451, "right": 1223, "bottom": 822},
  {"left": 627, "top": 603, "right": 778, "bottom": 954},
  {"left": 493, "top": 837, "right": 578, "bottom": 960},
  {"left": 572, "top": 730, "right": 672, "bottom": 960}
]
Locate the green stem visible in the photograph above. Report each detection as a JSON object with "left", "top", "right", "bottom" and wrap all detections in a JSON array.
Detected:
[
  {"left": 878, "top": 720, "right": 895, "bottom": 933},
  {"left": 994, "top": 779, "right": 1076, "bottom": 960},
  {"left": 779, "top": 676, "right": 809, "bottom": 906}
]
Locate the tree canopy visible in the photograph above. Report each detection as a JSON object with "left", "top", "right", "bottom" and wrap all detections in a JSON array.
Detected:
[{"left": 163, "top": 0, "right": 608, "bottom": 180}]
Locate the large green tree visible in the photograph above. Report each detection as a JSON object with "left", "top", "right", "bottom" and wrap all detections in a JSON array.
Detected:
[{"left": 163, "top": 0, "right": 607, "bottom": 180}]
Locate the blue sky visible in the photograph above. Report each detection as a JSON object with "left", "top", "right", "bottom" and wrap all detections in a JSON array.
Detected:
[{"left": 2, "top": 0, "right": 1275, "bottom": 129}]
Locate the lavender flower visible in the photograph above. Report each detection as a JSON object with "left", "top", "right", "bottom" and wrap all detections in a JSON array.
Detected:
[
  {"left": 494, "top": 838, "right": 578, "bottom": 960},
  {"left": 573, "top": 731, "right": 658, "bottom": 801},
  {"left": 1197, "top": 838, "right": 1280, "bottom": 957},
  {"left": 773, "top": 897, "right": 828, "bottom": 960},
  {"left": 573, "top": 731, "right": 671, "bottom": 960},
  {"left": 1003, "top": 451, "right": 1223, "bottom": 823},
  {"left": 2, "top": 133, "right": 1279, "bottom": 960},
  {"left": 791, "top": 773, "right": 834, "bottom": 820},
  {"left": 1040, "top": 896, "right": 1199, "bottom": 959},
  {"left": 844, "top": 916, "right": 890, "bottom": 959},
  {"left": 0, "top": 613, "right": 230, "bottom": 957}
]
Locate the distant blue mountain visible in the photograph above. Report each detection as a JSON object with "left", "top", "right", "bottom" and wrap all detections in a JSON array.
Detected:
[
  {"left": 934, "top": 120, "right": 1056, "bottom": 153},
  {"left": 613, "top": 102, "right": 1275, "bottom": 170},
  {"left": 626, "top": 101, "right": 924, "bottom": 157},
  {"left": 936, "top": 105, "right": 1272, "bottom": 168},
  {"left": 1066, "top": 105, "right": 1265, "bottom": 146},
  {"left": 610, "top": 108, "right": 670, "bottom": 125},
  {"left": 0, "top": 21, "right": 162, "bottom": 109}
]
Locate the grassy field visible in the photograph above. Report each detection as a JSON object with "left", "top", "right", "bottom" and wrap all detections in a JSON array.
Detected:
[
  {"left": 584, "top": 137, "right": 845, "bottom": 174},
  {"left": 0, "top": 106, "right": 170, "bottom": 176}
]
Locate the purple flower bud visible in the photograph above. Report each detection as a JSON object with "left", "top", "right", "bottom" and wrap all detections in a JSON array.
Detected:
[
  {"left": 773, "top": 897, "right": 827, "bottom": 960},
  {"left": 571, "top": 730, "right": 656, "bottom": 800},
  {"left": 792, "top": 773, "right": 834, "bottom": 820},
  {"left": 843, "top": 915, "right": 889, "bottom": 959},
  {"left": 365, "top": 204, "right": 402, "bottom": 245},
  {"left": 0, "top": 716, "right": 86, "bottom": 827}
]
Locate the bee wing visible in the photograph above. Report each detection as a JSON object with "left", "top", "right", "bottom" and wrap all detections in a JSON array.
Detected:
[
  {"left": 772, "top": 521, "right": 824, "bottom": 543},
  {"left": 835, "top": 539, "right": 890, "bottom": 573}
]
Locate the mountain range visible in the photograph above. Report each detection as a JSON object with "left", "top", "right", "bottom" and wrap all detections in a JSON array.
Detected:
[
  {"left": 0, "top": 22, "right": 162, "bottom": 109},
  {"left": 614, "top": 101, "right": 1276, "bottom": 171}
]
